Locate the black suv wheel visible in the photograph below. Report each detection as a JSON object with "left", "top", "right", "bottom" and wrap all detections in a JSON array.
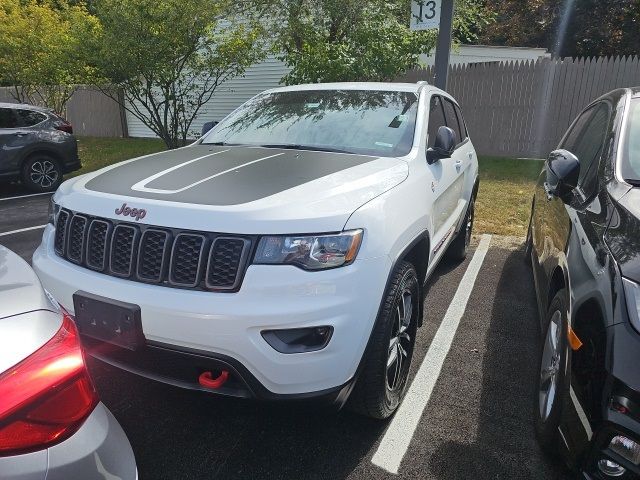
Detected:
[{"left": 349, "top": 261, "right": 419, "bottom": 419}]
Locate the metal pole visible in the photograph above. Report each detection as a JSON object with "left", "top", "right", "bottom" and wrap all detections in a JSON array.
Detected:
[{"left": 433, "top": 0, "right": 454, "bottom": 90}]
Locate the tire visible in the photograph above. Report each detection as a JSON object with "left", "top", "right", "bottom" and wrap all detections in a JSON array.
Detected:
[
  {"left": 446, "top": 196, "right": 475, "bottom": 262},
  {"left": 534, "top": 289, "right": 570, "bottom": 459},
  {"left": 348, "top": 261, "right": 419, "bottom": 419},
  {"left": 21, "top": 154, "right": 63, "bottom": 192}
]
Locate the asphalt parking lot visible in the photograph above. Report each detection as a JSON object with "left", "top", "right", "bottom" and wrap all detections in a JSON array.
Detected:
[{"left": 0, "top": 187, "right": 570, "bottom": 480}]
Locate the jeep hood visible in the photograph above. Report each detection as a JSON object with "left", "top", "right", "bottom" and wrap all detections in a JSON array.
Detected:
[{"left": 56, "top": 145, "right": 408, "bottom": 234}]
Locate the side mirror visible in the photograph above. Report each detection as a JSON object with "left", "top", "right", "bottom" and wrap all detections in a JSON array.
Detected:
[
  {"left": 201, "top": 121, "right": 219, "bottom": 136},
  {"left": 544, "top": 149, "right": 580, "bottom": 202},
  {"left": 427, "top": 126, "right": 456, "bottom": 164}
]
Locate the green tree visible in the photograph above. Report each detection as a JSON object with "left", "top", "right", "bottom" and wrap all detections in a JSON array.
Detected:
[
  {"left": 480, "top": 0, "right": 640, "bottom": 58},
  {"left": 251, "top": 0, "right": 492, "bottom": 85},
  {"left": 94, "top": 0, "right": 265, "bottom": 148},
  {"left": 0, "top": 0, "right": 100, "bottom": 113}
]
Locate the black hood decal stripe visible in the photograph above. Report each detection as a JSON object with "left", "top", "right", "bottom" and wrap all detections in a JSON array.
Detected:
[
  {"left": 84, "top": 145, "right": 380, "bottom": 206},
  {"left": 133, "top": 151, "right": 285, "bottom": 194},
  {"left": 131, "top": 149, "right": 230, "bottom": 193}
]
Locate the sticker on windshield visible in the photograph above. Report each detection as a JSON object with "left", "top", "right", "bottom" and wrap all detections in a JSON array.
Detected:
[
  {"left": 305, "top": 102, "right": 321, "bottom": 108},
  {"left": 375, "top": 141, "right": 394, "bottom": 148}
]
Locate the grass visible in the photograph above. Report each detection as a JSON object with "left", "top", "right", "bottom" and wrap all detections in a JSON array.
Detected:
[
  {"left": 73, "top": 136, "right": 165, "bottom": 177},
  {"left": 476, "top": 156, "right": 543, "bottom": 237},
  {"left": 72, "top": 137, "right": 543, "bottom": 237}
]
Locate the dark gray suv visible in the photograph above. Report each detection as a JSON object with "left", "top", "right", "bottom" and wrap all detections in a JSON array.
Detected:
[{"left": 0, "top": 103, "right": 81, "bottom": 192}]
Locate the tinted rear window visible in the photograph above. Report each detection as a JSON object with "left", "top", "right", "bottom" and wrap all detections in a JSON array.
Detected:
[{"left": 15, "top": 109, "right": 47, "bottom": 127}]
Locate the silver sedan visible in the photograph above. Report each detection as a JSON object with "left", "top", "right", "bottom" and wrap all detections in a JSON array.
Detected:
[{"left": 0, "top": 245, "right": 137, "bottom": 480}]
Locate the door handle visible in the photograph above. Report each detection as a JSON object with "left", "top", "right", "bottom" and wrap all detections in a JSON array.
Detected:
[{"left": 13, "top": 132, "right": 27, "bottom": 137}]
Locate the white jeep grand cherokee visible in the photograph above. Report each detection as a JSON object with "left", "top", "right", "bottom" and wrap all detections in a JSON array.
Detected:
[{"left": 33, "top": 82, "right": 478, "bottom": 419}]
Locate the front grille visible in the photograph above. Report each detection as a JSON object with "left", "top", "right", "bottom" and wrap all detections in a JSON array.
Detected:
[{"left": 54, "top": 209, "right": 251, "bottom": 292}]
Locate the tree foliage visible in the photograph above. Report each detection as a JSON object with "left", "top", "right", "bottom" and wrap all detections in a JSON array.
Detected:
[
  {"left": 255, "top": 0, "right": 491, "bottom": 85},
  {"left": 93, "top": 0, "right": 265, "bottom": 148},
  {"left": 0, "top": 0, "right": 100, "bottom": 113},
  {"left": 480, "top": 0, "right": 640, "bottom": 58}
]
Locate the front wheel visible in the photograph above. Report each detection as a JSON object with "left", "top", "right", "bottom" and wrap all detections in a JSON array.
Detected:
[
  {"left": 348, "top": 261, "right": 419, "bottom": 419},
  {"left": 534, "top": 289, "right": 570, "bottom": 459}
]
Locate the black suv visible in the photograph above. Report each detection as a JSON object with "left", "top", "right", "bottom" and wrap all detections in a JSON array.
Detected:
[
  {"left": 0, "top": 103, "right": 81, "bottom": 192},
  {"left": 526, "top": 88, "right": 640, "bottom": 478}
]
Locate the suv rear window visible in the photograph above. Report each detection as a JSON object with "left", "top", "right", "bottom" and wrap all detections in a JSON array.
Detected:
[{"left": 15, "top": 109, "right": 47, "bottom": 127}]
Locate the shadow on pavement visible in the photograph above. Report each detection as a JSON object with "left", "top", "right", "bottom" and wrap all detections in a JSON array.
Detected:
[
  {"left": 426, "top": 247, "right": 568, "bottom": 480},
  {"left": 90, "top": 351, "right": 386, "bottom": 480}
]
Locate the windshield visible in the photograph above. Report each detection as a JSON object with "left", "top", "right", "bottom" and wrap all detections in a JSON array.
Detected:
[
  {"left": 202, "top": 89, "right": 418, "bottom": 157},
  {"left": 622, "top": 98, "right": 640, "bottom": 183}
]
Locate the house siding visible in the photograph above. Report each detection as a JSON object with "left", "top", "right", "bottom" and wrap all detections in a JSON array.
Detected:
[{"left": 125, "top": 55, "right": 291, "bottom": 138}]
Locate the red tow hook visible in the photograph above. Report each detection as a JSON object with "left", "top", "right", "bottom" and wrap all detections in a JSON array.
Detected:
[{"left": 198, "top": 370, "right": 229, "bottom": 389}]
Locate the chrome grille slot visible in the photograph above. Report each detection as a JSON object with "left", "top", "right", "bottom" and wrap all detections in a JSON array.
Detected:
[
  {"left": 86, "top": 220, "right": 110, "bottom": 271},
  {"left": 54, "top": 210, "right": 69, "bottom": 255},
  {"left": 66, "top": 215, "right": 88, "bottom": 264},
  {"left": 206, "top": 238, "right": 250, "bottom": 290},
  {"left": 137, "top": 229, "right": 169, "bottom": 282},
  {"left": 169, "top": 233, "right": 206, "bottom": 287},
  {"left": 109, "top": 225, "right": 138, "bottom": 277}
]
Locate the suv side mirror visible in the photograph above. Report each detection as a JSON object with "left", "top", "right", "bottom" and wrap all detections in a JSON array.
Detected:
[
  {"left": 427, "top": 126, "right": 456, "bottom": 164},
  {"left": 201, "top": 121, "right": 218, "bottom": 136},
  {"left": 544, "top": 149, "right": 580, "bottom": 203}
]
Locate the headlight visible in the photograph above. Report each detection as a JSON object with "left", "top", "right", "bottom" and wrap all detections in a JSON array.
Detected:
[
  {"left": 47, "top": 197, "right": 60, "bottom": 225},
  {"left": 253, "top": 230, "right": 363, "bottom": 270}
]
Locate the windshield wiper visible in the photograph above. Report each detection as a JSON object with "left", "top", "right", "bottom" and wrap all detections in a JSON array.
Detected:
[
  {"left": 625, "top": 178, "right": 640, "bottom": 187},
  {"left": 258, "top": 143, "right": 354, "bottom": 154},
  {"left": 204, "top": 141, "right": 244, "bottom": 146}
]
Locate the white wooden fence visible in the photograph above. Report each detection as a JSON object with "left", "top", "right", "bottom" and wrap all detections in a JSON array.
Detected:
[{"left": 398, "top": 56, "right": 640, "bottom": 158}]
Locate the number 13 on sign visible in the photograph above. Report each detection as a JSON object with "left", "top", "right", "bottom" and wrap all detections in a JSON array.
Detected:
[{"left": 411, "top": 0, "right": 441, "bottom": 30}]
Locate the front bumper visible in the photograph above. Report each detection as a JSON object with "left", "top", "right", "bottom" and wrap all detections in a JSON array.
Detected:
[
  {"left": 33, "top": 225, "right": 390, "bottom": 396},
  {"left": 0, "top": 402, "right": 137, "bottom": 480},
  {"left": 579, "top": 320, "right": 640, "bottom": 479}
]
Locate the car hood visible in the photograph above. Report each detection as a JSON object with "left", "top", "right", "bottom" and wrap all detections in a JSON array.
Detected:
[
  {"left": 56, "top": 145, "right": 409, "bottom": 234},
  {"left": 605, "top": 187, "right": 640, "bottom": 283}
]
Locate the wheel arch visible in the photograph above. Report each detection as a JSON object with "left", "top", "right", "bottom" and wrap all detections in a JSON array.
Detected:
[{"left": 396, "top": 231, "right": 430, "bottom": 328}]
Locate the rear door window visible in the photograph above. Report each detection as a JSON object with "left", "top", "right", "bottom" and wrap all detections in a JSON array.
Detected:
[
  {"left": 453, "top": 103, "right": 468, "bottom": 141},
  {"left": 0, "top": 108, "right": 18, "bottom": 129},
  {"left": 15, "top": 109, "right": 46, "bottom": 127},
  {"left": 442, "top": 98, "right": 463, "bottom": 145},
  {"left": 427, "top": 95, "right": 447, "bottom": 148}
]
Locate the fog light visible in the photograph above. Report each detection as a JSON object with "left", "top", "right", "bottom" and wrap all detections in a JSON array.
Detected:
[
  {"left": 262, "top": 326, "right": 333, "bottom": 354},
  {"left": 609, "top": 435, "right": 640, "bottom": 465},
  {"left": 598, "top": 459, "right": 626, "bottom": 477}
]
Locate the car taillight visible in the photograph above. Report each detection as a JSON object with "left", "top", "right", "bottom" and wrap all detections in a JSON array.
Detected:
[
  {"left": 0, "top": 313, "right": 98, "bottom": 456},
  {"left": 54, "top": 122, "right": 73, "bottom": 134}
]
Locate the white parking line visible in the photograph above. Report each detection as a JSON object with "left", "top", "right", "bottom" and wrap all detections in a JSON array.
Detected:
[
  {"left": 0, "top": 192, "right": 53, "bottom": 202},
  {"left": 0, "top": 225, "right": 47, "bottom": 237},
  {"left": 371, "top": 234, "right": 492, "bottom": 474}
]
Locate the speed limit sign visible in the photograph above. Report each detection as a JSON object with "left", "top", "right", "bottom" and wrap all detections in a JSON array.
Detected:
[{"left": 411, "top": 0, "right": 441, "bottom": 30}]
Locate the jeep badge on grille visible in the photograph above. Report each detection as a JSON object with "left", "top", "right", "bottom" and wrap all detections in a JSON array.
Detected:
[{"left": 115, "top": 203, "right": 147, "bottom": 221}]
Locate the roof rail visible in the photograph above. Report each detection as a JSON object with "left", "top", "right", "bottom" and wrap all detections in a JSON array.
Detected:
[{"left": 416, "top": 80, "right": 429, "bottom": 86}]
